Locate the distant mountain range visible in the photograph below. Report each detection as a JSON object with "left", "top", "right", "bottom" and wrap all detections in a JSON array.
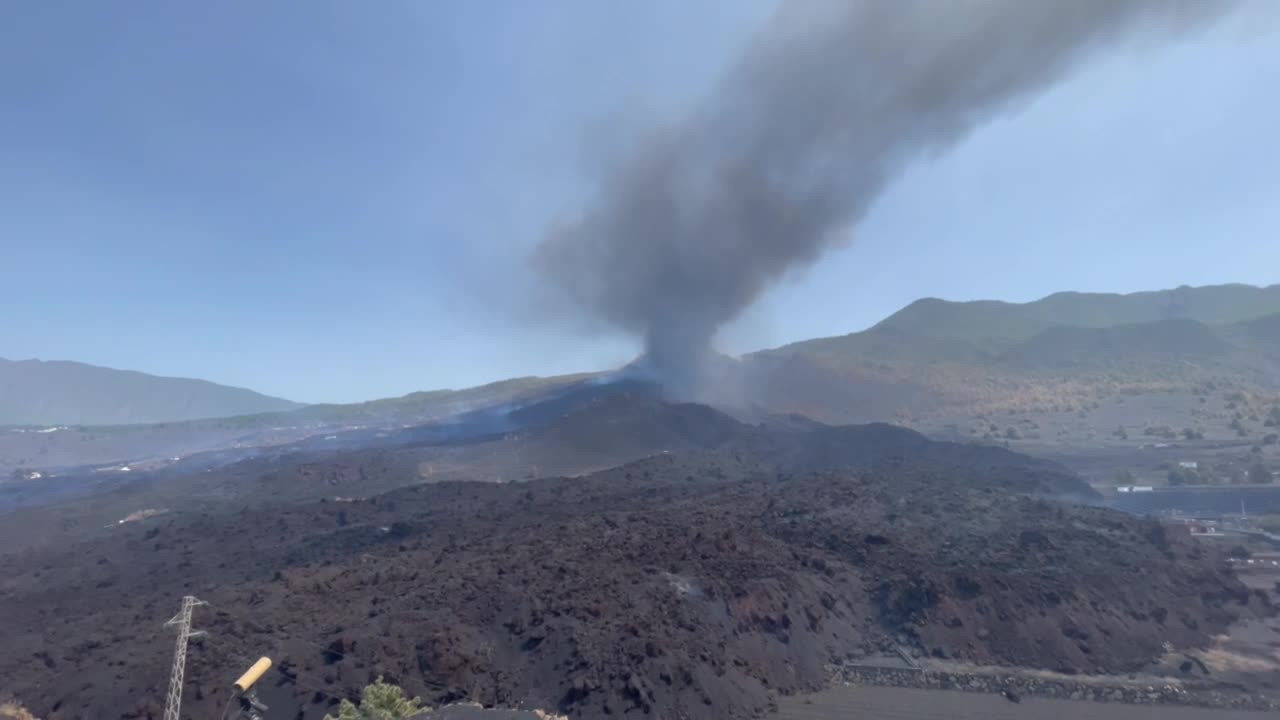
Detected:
[
  {"left": 745, "top": 283, "right": 1280, "bottom": 423},
  {"left": 4, "top": 283, "right": 1278, "bottom": 428},
  {"left": 865, "top": 283, "right": 1280, "bottom": 343},
  {"left": 0, "top": 358, "right": 302, "bottom": 426}
]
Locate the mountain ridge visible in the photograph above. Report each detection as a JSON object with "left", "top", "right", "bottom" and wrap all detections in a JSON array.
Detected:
[
  {"left": 0, "top": 357, "right": 303, "bottom": 426},
  {"left": 868, "top": 282, "right": 1280, "bottom": 344},
  {"left": 5, "top": 283, "right": 1277, "bottom": 430},
  {"left": 770, "top": 283, "right": 1280, "bottom": 356},
  {"left": 739, "top": 283, "right": 1280, "bottom": 424}
]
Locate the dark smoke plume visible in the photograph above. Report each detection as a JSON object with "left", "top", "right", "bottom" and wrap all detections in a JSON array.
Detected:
[{"left": 535, "top": 0, "right": 1233, "bottom": 396}]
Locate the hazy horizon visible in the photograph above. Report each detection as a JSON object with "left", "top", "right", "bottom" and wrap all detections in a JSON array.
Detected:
[
  {"left": 3, "top": 1, "right": 1278, "bottom": 403},
  {"left": 5, "top": 279, "right": 1277, "bottom": 406}
]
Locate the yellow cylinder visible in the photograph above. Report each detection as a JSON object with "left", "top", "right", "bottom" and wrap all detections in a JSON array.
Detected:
[{"left": 233, "top": 657, "right": 272, "bottom": 692}]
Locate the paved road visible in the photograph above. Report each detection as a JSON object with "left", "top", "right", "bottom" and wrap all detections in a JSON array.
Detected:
[{"left": 771, "top": 685, "right": 1272, "bottom": 720}]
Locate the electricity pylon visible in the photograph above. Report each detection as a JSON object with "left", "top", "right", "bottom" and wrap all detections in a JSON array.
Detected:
[{"left": 163, "top": 595, "right": 206, "bottom": 720}]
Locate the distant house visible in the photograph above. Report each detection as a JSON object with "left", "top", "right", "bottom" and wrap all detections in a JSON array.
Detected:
[{"left": 1178, "top": 461, "right": 1198, "bottom": 470}]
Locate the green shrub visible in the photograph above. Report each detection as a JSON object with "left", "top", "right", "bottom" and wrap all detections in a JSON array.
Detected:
[
  {"left": 1249, "top": 463, "right": 1273, "bottom": 485},
  {"left": 325, "top": 677, "right": 427, "bottom": 720}
]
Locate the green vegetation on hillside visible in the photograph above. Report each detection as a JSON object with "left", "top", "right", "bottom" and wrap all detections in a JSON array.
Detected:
[
  {"left": 752, "top": 284, "right": 1280, "bottom": 424},
  {"left": 873, "top": 283, "right": 1280, "bottom": 343}
]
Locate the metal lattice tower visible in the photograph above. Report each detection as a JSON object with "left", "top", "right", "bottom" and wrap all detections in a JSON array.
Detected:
[{"left": 163, "top": 595, "right": 206, "bottom": 720}]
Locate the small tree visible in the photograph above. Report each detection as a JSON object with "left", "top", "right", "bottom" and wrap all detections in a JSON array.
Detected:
[
  {"left": 1248, "top": 463, "right": 1273, "bottom": 485},
  {"left": 325, "top": 678, "right": 427, "bottom": 720},
  {"left": 1167, "top": 468, "right": 1186, "bottom": 486},
  {"left": 1114, "top": 469, "right": 1135, "bottom": 484}
]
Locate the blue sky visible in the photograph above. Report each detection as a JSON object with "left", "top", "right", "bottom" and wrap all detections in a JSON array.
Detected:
[{"left": 2, "top": 1, "right": 1277, "bottom": 403}]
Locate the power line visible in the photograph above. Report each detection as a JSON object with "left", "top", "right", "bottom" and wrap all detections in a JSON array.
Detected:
[
  {"left": 172, "top": 602, "right": 346, "bottom": 719},
  {"left": 163, "top": 595, "right": 206, "bottom": 720}
]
